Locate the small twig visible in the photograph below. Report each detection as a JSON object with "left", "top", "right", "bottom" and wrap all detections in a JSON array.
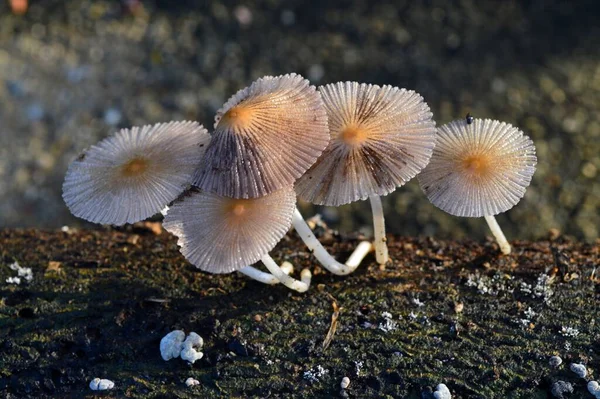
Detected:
[{"left": 323, "top": 293, "right": 342, "bottom": 350}]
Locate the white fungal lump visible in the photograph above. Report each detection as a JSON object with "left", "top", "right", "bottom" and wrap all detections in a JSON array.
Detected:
[
  {"left": 588, "top": 381, "right": 600, "bottom": 399},
  {"left": 160, "top": 330, "right": 186, "bottom": 361},
  {"left": 433, "top": 383, "right": 451, "bottom": 399},
  {"left": 89, "top": 378, "right": 114, "bottom": 391},
  {"left": 570, "top": 363, "right": 587, "bottom": 378},
  {"left": 185, "top": 377, "right": 200, "bottom": 387},
  {"left": 160, "top": 330, "right": 204, "bottom": 363},
  {"left": 180, "top": 332, "right": 204, "bottom": 364}
]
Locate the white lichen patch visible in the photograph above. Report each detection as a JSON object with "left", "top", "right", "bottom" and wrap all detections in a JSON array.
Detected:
[
  {"left": 378, "top": 312, "right": 398, "bottom": 332},
  {"left": 160, "top": 330, "right": 185, "bottom": 361},
  {"left": 181, "top": 332, "right": 204, "bottom": 364},
  {"left": 303, "top": 365, "right": 328, "bottom": 382},
  {"left": 570, "top": 363, "right": 587, "bottom": 378},
  {"left": 466, "top": 271, "right": 513, "bottom": 296},
  {"left": 354, "top": 361, "right": 364, "bottom": 377},
  {"left": 5, "top": 261, "right": 33, "bottom": 285},
  {"left": 185, "top": 377, "right": 200, "bottom": 387},
  {"left": 89, "top": 378, "right": 114, "bottom": 391},
  {"left": 433, "top": 383, "right": 451, "bottom": 399},
  {"left": 560, "top": 326, "right": 580, "bottom": 338},
  {"left": 520, "top": 274, "right": 554, "bottom": 303}
]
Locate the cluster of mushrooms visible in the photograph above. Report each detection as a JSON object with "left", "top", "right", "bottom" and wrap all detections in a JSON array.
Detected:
[{"left": 63, "top": 73, "right": 537, "bottom": 293}]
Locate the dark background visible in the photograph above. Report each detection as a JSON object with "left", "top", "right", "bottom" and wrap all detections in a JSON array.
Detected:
[{"left": 0, "top": 0, "right": 598, "bottom": 241}]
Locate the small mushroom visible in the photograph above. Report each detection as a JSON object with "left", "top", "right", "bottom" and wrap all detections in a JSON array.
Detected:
[
  {"left": 296, "top": 82, "right": 436, "bottom": 264},
  {"left": 163, "top": 186, "right": 311, "bottom": 292},
  {"left": 63, "top": 121, "right": 210, "bottom": 225},
  {"left": 418, "top": 118, "right": 537, "bottom": 254},
  {"left": 194, "top": 73, "right": 329, "bottom": 199}
]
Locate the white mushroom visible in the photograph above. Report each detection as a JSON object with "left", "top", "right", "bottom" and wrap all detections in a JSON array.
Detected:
[
  {"left": 418, "top": 118, "right": 537, "bottom": 255},
  {"left": 296, "top": 82, "right": 436, "bottom": 265},
  {"left": 63, "top": 121, "right": 210, "bottom": 225},
  {"left": 163, "top": 187, "right": 311, "bottom": 292}
]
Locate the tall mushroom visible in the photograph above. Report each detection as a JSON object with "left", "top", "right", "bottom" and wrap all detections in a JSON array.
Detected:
[
  {"left": 163, "top": 186, "right": 312, "bottom": 293},
  {"left": 296, "top": 82, "right": 436, "bottom": 265},
  {"left": 194, "top": 73, "right": 329, "bottom": 199},
  {"left": 63, "top": 121, "right": 210, "bottom": 225},
  {"left": 418, "top": 117, "right": 537, "bottom": 254}
]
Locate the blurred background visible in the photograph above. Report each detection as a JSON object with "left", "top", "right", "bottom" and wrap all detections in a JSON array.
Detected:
[{"left": 0, "top": 0, "right": 598, "bottom": 241}]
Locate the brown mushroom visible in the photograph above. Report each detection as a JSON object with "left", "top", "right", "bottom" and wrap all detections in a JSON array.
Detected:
[{"left": 194, "top": 73, "right": 329, "bottom": 199}]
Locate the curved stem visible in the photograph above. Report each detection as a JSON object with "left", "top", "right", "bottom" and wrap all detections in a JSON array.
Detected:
[
  {"left": 238, "top": 263, "right": 292, "bottom": 285},
  {"left": 261, "top": 254, "right": 311, "bottom": 292},
  {"left": 292, "top": 208, "right": 373, "bottom": 275},
  {"left": 369, "top": 195, "right": 389, "bottom": 265},
  {"left": 484, "top": 215, "right": 511, "bottom": 255}
]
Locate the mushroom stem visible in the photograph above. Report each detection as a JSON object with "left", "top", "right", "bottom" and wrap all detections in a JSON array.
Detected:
[
  {"left": 292, "top": 208, "right": 373, "bottom": 275},
  {"left": 261, "top": 254, "right": 311, "bottom": 292},
  {"left": 369, "top": 195, "right": 389, "bottom": 265},
  {"left": 484, "top": 215, "right": 511, "bottom": 255},
  {"left": 238, "top": 262, "right": 293, "bottom": 285}
]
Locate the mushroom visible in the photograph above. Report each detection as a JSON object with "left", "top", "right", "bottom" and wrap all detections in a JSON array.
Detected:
[
  {"left": 296, "top": 82, "right": 436, "bottom": 265},
  {"left": 418, "top": 117, "right": 537, "bottom": 254},
  {"left": 194, "top": 73, "right": 329, "bottom": 199},
  {"left": 63, "top": 121, "right": 210, "bottom": 225},
  {"left": 163, "top": 186, "right": 311, "bottom": 292}
]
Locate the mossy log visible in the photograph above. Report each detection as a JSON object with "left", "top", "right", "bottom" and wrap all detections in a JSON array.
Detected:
[{"left": 1, "top": 226, "right": 598, "bottom": 398}]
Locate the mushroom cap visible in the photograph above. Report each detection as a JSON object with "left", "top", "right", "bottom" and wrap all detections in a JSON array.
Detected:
[
  {"left": 295, "top": 81, "right": 436, "bottom": 206},
  {"left": 63, "top": 121, "right": 210, "bottom": 225},
  {"left": 418, "top": 118, "right": 537, "bottom": 217},
  {"left": 193, "top": 73, "right": 329, "bottom": 198},
  {"left": 163, "top": 186, "right": 296, "bottom": 274}
]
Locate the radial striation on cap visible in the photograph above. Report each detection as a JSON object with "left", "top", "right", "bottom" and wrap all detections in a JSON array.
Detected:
[
  {"left": 295, "top": 81, "right": 436, "bottom": 206},
  {"left": 193, "top": 73, "right": 329, "bottom": 199},
  {"left": 63, "top": 121, "right": 210, "bottom": 225},
  {"left": 418, "top": 118, "right": 537, "bottom": 217},
  {"left": 163, "top": 187, "right": 296, "bottom": 274}
]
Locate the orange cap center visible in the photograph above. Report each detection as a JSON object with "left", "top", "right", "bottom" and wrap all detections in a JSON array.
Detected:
[
  {"left": 340, "top": 124, "right": 369, "bottom": 146},
  {"left": 219, "top": 105, "right": 255, "bottom": 130},
  {"left": 462, "top": 154, "right": 489, "bottom": 177},
  {"left": 121, "top": 157, "right": 148, "bottom": 177}
]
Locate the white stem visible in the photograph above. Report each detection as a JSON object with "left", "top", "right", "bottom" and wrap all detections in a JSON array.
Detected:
[
  {"left": 369, "top": 195, "right": 389, "bottom": 265},
  {"left": 484, "top": 215, "right": 511, "bottom": 255},
  {"left": 238, "top": 263, "right": 292, "bottom": 285},
  {"left": 292, "top": 208, "right": 373, "bottom": 275},
  {"left": 261, "top": 254, "right": 311, "bottom": 293}
]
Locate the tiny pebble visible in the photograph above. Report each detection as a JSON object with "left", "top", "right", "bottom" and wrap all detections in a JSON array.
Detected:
[
  {"left": 588, "top": 381, "right": 600, "bottom": 399},
  {"left": 551, "top": 381, "right": 573, "bottom": 398},
  {"left": 185, "top": 377, "right": 200, "bottom": 387},
  {"left": 340, "top": 376, "right": 350, "bottom": 389},
  {"left": 433, "top": 383, "right": 451, "bottom": 399},
  {"left": 549, "top": 355, "right": 562, "bottom": 367},
  {"left": 89, "top": 378, "right": 114, "bottom": 391},
  {"left": 570, "top": 363, "right": 587, "bottom": 378}
]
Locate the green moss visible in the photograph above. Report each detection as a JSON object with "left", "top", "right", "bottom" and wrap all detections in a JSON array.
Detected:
[{"left": 0, "top": 228, "right": 598, "bottom": 398}]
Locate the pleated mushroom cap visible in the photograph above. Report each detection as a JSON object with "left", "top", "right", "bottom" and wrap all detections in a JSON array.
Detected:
[
  {"left": 418, "top": 118, "right": 537, "bottom": 217},
  {"left": 163, "top": 187, "right": 296, "bottom": 274},
  {"left": 63, "top": 121, "right": 210, "bottom": 225},
  {"left": 295, "top": 82, "right": 436, "bottom": 206},
  {"left": 193, "top": 73, "right": 329, "bottom": 198}
]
